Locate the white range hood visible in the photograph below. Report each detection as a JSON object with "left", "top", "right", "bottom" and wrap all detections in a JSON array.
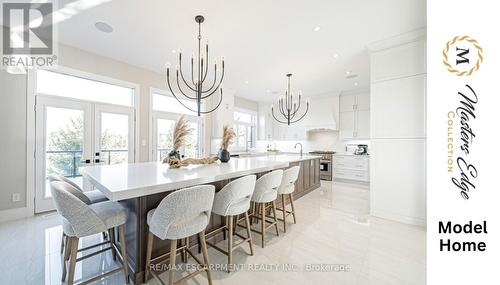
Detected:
[{"left": 304, "top": 96, "right": 338, "bottom": 132}]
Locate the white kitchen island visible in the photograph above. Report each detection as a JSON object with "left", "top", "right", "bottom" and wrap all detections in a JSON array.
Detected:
[{"left": 80, "top": 154, "right": 321, "bottom": 284}]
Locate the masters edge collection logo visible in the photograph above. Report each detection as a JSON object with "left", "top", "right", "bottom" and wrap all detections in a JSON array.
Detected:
[{"left": 442, "top": 35, "right": 483, "bottom": 76}]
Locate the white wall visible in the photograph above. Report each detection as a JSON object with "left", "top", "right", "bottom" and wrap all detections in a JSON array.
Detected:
[
  {"left": 0, "top": 70, "right": 27, "bottom": 212},
  {"left": 368, "top": 29, "right": 427, "bottom": 226}
]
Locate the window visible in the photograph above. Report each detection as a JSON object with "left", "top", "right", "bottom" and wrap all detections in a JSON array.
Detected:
[
  {"left": 36, "top": 70, "right": 134, "bottom": 106},
  {"left": 151, "top": 91, "right": 202, "bottom": 161},
  {"left": 152, "top": 93, "right": 199, "bottom": 115},
  {"left": 232, "top": 109, "right": 257, "bottom": 151}
]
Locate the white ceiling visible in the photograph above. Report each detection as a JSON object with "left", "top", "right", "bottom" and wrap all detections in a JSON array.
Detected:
[{"left": 54, "top": 0, "right": 426, "bottom": 102}]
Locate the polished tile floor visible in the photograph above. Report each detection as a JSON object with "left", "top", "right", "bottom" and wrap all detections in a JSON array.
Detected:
[{"left": 0, "top": 181, "right": 426, "bottom": 285}]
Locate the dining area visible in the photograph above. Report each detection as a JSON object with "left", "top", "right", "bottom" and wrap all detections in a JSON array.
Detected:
[{"left": 49, "top": 154, "right": 321, "bottom": 285}]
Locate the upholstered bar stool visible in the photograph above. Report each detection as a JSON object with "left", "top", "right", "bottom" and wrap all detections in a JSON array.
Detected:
[
  {"left": 50, "top": 181, "right": 130, "bottom": 285},
  {"left": 48, "top": 174, "right": 109, "bottom": 254},
  {"left": 205, "top": 175, "right": 256, "bottom": 272},
  {"left": 276, "top": 166, "right": 300, "bottom": 232},
  {"left": 144, "top": 185, "right": 215, "bottom": 285},
  {"left": 249, "top": 170, "right": 283, "bottom": 248}
]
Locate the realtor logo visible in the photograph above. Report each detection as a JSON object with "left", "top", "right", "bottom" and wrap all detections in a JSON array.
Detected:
[
  {"left": 442, "top": 36, "right": 483, "bottom": 76},
  {"left": 1, "top": 1, "right": 56, "bottom": 71}
]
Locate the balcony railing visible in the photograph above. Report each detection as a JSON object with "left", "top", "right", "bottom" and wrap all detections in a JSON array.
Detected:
[{"left": 46, "top": 149, "right": 128, "bottom": 178}]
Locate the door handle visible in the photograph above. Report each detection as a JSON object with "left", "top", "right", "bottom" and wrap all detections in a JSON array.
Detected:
[
  {"left": 81, "top": 159, "right": 91, "bottom": 164},
  {"left": 95, "top": 159, "right": 100, "bottom": 163}
]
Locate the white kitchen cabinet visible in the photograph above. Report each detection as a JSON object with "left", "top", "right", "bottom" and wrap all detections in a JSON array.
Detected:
[
  {"left": 371, "top": 74, "right": 426, "bottom": 139},
  {"left": 368, "top": 30, "right": 426, "bottom": 226},
  {"left": 333, "top": 155, "right": 370, "bottom": 182},
  {"left": 339, "top": 92, "right": 370, "bottom": 140},
  {"left": 371, "top": 40, "right": 426, "bottom": 82},
  {"left": 370, "top": 139, "right": 426, "bottom": 225},
  {"left": 356, "top": 109, "right": 370, "bottom": 139}
]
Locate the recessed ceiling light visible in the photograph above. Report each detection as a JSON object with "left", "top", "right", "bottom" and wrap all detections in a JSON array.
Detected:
[
  {"left": 354, "top": 82, "right": 359, "bottom": 86},
  {"left": 333, "top": 53, "right": 339, "bottom": 59},
  {"left": 95, "top": 21, "right": 113, "bottom": 33},
  {"left": 171, "top": 49, "right": 176, "bottom": 54},
  {"left": 313, "top": 26, "right": 321, "bottom": 32},
  {"left": 245, "top": 80, "right": 249, "bottom": 84},
  {"left": 346, "top": 71, "right": 351, "bottom": 75}
]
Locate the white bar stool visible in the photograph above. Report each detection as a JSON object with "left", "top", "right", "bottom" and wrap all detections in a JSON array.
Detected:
[
  {"left": 276, "top": 166, "right": 300, "bottom": 232},
  {"left": 144, "top": 185, "right": 215, "bottom": 285},
  {"left": 249, "top": 170, "right": 283, "bottom": 248},
  {"left": 50, "top": 181, "right": 130, "bottom": 285},
  {"left": 205, "top": 175, "right": 256, "bottom": 272}
]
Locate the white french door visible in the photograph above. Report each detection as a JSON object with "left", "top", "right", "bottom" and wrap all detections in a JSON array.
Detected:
[{"left": 35, "top": 96, "right": 135, "bottom": 213}]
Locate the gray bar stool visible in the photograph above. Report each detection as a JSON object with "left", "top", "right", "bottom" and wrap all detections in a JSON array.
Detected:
[
  {"left": 144, "top": 185, "right": 215, "bottom": 285},
  {"left": 48, "top": 174, "right": 109, "bottom": 254},
  {"left": 50, "top": 181, "right": 130, "bottom": 285},
  {"left": 205, "top": 175, "right": 256, "bottom": 272},
  {"left": 249, "top": 170, "right": 283, "bottom": 248},
  {"left": 48, "top": 174, "right": 108, "bottom": 204},
  {"left": 276, "top": 166, "right": 300, "bottom": 232}
]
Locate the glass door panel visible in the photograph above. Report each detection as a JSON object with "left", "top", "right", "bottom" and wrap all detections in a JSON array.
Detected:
[
  {"left": 36, "top": 97, "right": 92, "bottom": 213},
  {"left": 155, "top": 118, "right": 176, "bottom": 161},
  {"left": 185, "top": 122, "right": 199, "bottom": 159},
  {"left": 95, "top": 105, "right": 135, "bottom": 166}
]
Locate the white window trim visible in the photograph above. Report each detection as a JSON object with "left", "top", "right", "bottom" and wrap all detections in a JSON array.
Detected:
[{"left": 149, "top": 88, "right": 204, "bottom": 161}]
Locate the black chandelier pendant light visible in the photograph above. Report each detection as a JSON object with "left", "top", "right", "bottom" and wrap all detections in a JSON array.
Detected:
[
  {"left": 165, "top": 15, "right": 225, "bottom": 116},
  {"left": 271, "top": 73, "right": 309, "bottom": 125}
]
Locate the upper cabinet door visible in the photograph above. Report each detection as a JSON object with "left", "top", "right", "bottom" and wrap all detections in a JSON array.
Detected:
[
  {"left": 356, "top": 94, "right": 370, "bottom": 111},
  {"left": 339, "top": 94, "right": 356, "bottom": 112},
  {"left": 370, "top": 40, "right": 426, "bottom": 83},
  {"left": 339, "top": 110, "right": 356, "bottom": 140}
]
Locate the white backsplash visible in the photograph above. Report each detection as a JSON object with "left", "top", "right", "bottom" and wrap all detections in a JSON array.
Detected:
[{"left": 256, "top": 131, "right": 370, "bottom": 154}]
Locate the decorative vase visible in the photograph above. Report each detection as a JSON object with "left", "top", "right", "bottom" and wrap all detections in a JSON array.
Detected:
[
  {"left": 168, "top": 149, "right": 181, "bottom": 160},
  {"left": 218, "top": 149, "right": 230, "bottom": 163}
]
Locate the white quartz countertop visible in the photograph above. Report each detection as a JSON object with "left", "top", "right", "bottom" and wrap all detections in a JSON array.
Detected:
[{"left": 80, "top": 155, "right": 318, "bottom": 201}]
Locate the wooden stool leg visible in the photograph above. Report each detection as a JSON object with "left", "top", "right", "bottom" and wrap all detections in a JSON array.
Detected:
[
  {"left": 228, "top": 215, "right": 233, "bottom": 272},
  {"left": 118, "top": 225, "right": 130, "bottom": 284},
  {"left": 222, "top": 215, "right": 227, "bottom": 240},
  {"left": 184, "top": 236, "right": 190, "bottom": 262},
  {"left": 244, "top": 211, "right": 254, "bottom": 255},
  {"left": 169, "top": 239, "right": 177, "bottom": 285},
  {"left": 199, "top": 231, "right": 213, "bottom": 285},
  {"left": 289, "top": 193, "right": 297, "bottom": 224},
  {"left": 109, "top": 228, "right": 117, "bottom": 261},
  {"left": 260, "top": 203, "right": 265, "bottom": 248},
  {"left": 144, "top": 232, "right": 154, "bottom": 283},
  {"left": 67, "top": 237, "right": 79, "bottom": 285},
  {"left": 271, "top": 201, "right": 279, "bottom": 236},
  {"left": 281, "top": 194, "right": 287, "bottom": 233}
]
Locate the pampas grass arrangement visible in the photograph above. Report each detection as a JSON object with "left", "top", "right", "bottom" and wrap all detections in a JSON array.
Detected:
[
  {"left": 173, "top": 115, "right": 191, "bottom": 151},
  {"left": 220, "top": 125, "right": 236, "bottom": 150}
]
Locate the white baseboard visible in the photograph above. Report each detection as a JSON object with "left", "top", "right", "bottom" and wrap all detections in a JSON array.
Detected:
[
  {"left": 371, "top": 208, "right": 426, "bottom": 227},
  {"left": 0, "top": 207, "right": 33, "bottom": 224}
]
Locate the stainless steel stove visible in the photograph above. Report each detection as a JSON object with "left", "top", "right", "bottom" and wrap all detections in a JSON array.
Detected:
[{"left": 309, "top": 151, "right": 335, "bottom": 181}]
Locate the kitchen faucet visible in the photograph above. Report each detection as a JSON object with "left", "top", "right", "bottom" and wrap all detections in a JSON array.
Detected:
[{"left": 294, "top": 142, "right": 303, "bottom": 156}]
